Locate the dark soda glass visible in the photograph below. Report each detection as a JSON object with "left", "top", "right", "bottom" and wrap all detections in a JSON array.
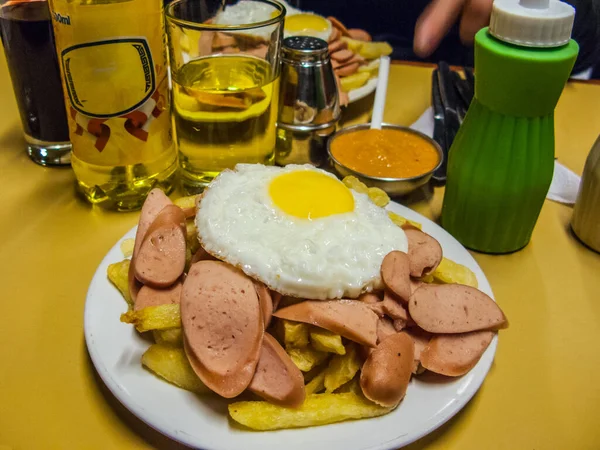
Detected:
[{"left": 0, "top": 0, "right": 71, "bottom": 165}]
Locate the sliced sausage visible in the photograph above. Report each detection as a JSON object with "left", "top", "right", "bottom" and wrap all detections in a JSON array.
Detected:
[
  {"left": 405, "top": 229, "right": 443, "bottom": 277},
  {"left": 134, "top": 205, "right": 187, "bottom": 288},
  {"left": 273, "top": 300, "right": 378, "bottom": 347},
  {"left": 360, "top": 332, "right": 414, "bottom": 407},
  {"left": 382, "top": 292, "right": 409, "bottom": 322},
  {"left": 335, "top": 62, "right": 360, "bottom": 77},
  {"left": 328, "top": 38, "right": 348, "bottom": 53},
  {"left": 130, "top": 189, "right": 172, "bottom": 301},
  {"left": 190, "top": 245, "right": 217, "bottom": 264},
  {"left": 134, "top": 279, "right": 182, "bottom": 311},
  {"left": 328, "top": 26, "right": 341, "bottom": 43},
  {"left": 181, "top": 261, "right": 264, "bottom": 398},
  {"left": 420, "top": 331, "right": 494, "bottom": 377},
  {"left": 248, "top": 333, "right": 305, "bottom": 407},
  {"left": 381, "top": 251, "right": 411, "bottom": 303},
  {"left": 347, "top": 28, "right": 372, "bottom": 41},
  {"left": 254, "top": 281, "right": 273, "bottom": 328},
  {"left": 330, "top": 48, "right": 354, "bottom": 64},
  {"left": 271, "top": 291, "right": 282, "bottom": 311},
  {"left": 327, "top": 16, "right": 350, "bottom": 36},
  {"left": 377, "top": 317, "right": 397, "bottom": 344},
  {"left": 410, "top": 279, "right": 424, "bottom": 294},
  {"left": 133, "top": 188, "right": 173, "bottom": 257},
  {"left": 403, "top": 328, "right": 432, "bottom": 374},
  {"left": 409, "top": 284, "right": 508, "bottom": 333}
]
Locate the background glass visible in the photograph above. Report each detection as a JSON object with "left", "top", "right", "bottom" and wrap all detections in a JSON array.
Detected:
[
  {"left": 0, "top": 0, "right": 71, "bottom": 166},
  {"left": 166, "top": 0, "right": 285, "bottom": 194},
  {"left": 0, "top": 0, "right": 71, "bottom": 165}
]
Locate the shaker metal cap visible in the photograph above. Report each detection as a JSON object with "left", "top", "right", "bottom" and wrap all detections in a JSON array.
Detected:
[{"left": 282, "top": 36, "right": 328, "bottom": 63}]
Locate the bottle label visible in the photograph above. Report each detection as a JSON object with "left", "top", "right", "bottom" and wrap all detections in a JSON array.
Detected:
[
  {"left": 61, "top": 38, "right": 156, "bottom": 118},
  {"left": 49, "top": 0, "right": 174, "bottom": 167}
]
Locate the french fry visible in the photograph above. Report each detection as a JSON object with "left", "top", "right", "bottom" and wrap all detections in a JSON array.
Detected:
[
  {"left": 324, "top": 344, "right": 361, "bottom": 392},
  {"left": 342, "top": 176, "right": 390, "bottom": 207},
  {"left": 358, "top": 58, "right": 380, "bottom": 75},
  {"left": 335, "top": 377, "right": 362, "bottom": 395},
  {"left": 120, "top": 238, "right": 134, "bottom": 258},
  {"left": 153, "top": 328, "right": 183, "bottom": 346},
  {"left": 357, "top": 41, "right": 393, "bottom": 59},
  {"left": 341, "top": 37, "right": 364, "bottom": 53},
  {"left": 433, "top": 257, "right": 479, "bottom": 288},
  {"left": 120, "top": 304, "right": 181, "bottom": 332},
  {"left": 310, "top": 328, "right": 345, "bottom": 355},
  {"left": 287, "top": 347, "right": 329, "bottom": 372},
  {"left": 367, "top": 187, "right": 390, "bottom": 207},
  {"left": 340, "top": 71, "right": 370, "bottom": 92},
  {"left": 185, "top": 220, "right": 200, "bottom": 254},
  {"left": 305, "top": 370, "right": 326, "bottom": 394},
  {"left": 174, "top": 194, "right": 199, "bottom": 210},
  {"left": 107, "top": 259, "right": 132, "bottom": 307},
  {"left": 229, "top": 392, "right": 392, "bottom": 430},
  {"left": 420, "top": 274, "right": 435, "bottom": 283},
  {"left": 387, "top": 211, "right": 422, "bottom": 230},
  {"left": 342, "top": 175, "right": 368, "bottom": 194},
  {"left": 142, "top": 344, "right": 209, "bottom": 394},
  {"left": 279, "top": 320, "right": 310, "bottom": 348}
]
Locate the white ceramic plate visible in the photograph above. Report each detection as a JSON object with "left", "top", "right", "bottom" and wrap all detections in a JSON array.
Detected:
[
  {"left": 84, "top": 201, "right": 497, "bottom": 450},
  {"left": 348, "top": 77, "right": 378, "bottom": 103}
]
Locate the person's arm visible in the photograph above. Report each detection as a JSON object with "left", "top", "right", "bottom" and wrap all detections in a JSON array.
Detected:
[{"left": 414, "top": 0, "right": 600, "bottom": 75}]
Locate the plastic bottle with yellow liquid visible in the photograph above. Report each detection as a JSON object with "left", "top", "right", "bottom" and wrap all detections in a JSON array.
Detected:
[{"left": 49, "top": 0, "right": 177, "bottom": 211}]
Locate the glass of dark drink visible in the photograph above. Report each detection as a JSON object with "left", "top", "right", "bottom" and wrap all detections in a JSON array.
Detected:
[{"left": 0, "top": 0, "right": 70, "bottom": 166}]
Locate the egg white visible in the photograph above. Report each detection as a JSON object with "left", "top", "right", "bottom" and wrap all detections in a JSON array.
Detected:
[{"left": 196, "top": 164, "right": 408, "bottom": 300}]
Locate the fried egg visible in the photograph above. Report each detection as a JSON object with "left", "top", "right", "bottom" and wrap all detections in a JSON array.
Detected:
[
  {"left": 283, "top": 13, "right": 333, "bottom": 41},
  {"left": 197, "top": 164, "right": 408, "bottom": 299},
  {"left": 215, "top": 1, "right": 278, "bottom": 26}
]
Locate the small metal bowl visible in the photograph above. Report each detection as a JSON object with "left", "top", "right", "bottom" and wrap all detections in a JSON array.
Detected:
[{"left": 327, "top": 123, "right": 443, "bottom": 197}]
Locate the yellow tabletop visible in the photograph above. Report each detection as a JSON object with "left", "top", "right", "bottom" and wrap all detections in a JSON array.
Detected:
[{"left": 1, "top": 49, "right": 599, "bottom": 450}]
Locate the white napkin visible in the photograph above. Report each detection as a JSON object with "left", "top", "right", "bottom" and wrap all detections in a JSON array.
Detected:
[{"left": 410, "top": 107, "right": 581, "bottom": 205}]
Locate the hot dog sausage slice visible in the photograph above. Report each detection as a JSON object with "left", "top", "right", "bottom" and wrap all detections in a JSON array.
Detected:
[
  {"left": 134, "top": 205, "right": 187, "bottom": 288},
  {"left": 360, "top": 332, "right": 414, "bottom": 407},
  {"left": 134, "top": 279, "right": 182, "bottom": 311},
  {"left": 376, "top": 317, "right": 397, "bottom": 344},
  {"left": 405, "top": 229, "right": 443, "bottom": 278},
  {"left": 273, "top": 300, "right": 378, "bottom": 347},
  {"left": 409, "top": 284, "right": 507, "bottom": 333},
  {"left": 181, "top": 261, "right": 263, "bottom": 398},
  {"left": 254, "top": 282, "right": 273, "bottom": 329},
  {"left": 420, "top": 331, "right": 494, "bottom": 376},
  {"left": 129, "top": 188, "right": 172, "bottom": 301},
  {"left": 248, "top": 333, "right": 305, "bottom": 408},
  {"left": 404, "top": 328, "right": 432, "bottom": 374},
  {"left": 380, "top": 251, "right": 411, "bottom": 304}
]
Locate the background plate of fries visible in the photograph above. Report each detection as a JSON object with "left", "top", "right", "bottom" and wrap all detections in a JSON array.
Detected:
[
  {"left": 84, "top": 200, "right": 497, "bottom": 450},
  {"left": 347, "top": 76, "right": 378, "bottom": 104}
]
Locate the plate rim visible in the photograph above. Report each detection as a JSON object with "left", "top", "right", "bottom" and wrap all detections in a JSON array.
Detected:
[
  {"left": 348, "top": 77, "right": 378, "bottom": 103},
  {"left": 84, "top": 201, "right": 497, "bottom": 450}
]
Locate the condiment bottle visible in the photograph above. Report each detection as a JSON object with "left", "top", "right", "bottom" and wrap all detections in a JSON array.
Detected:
[
  {"left": 48, "top": 0, "right": 177, "bottom": 211},
  {"left": 441, "top": 0, "right": 579, "bottom": 253},
  {"left": 571, "top": 135, "right": 600, "bottom": 252}
]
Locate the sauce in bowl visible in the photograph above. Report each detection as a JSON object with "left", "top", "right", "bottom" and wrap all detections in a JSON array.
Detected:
[{"left": 330, "top": 128, "right": 440, "bottom": 178}]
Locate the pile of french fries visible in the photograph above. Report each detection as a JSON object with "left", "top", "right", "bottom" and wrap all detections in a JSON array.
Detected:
[{"left": 110, "top": 178, "right": 480, "bottom": 431}]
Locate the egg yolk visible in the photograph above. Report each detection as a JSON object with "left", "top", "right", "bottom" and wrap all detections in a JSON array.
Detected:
[
  {"left": 269, "top": 171, "right": 354, "bottom": 219},
  {"left": 284, "top": 14, "right": 329, "bottom": 33}
]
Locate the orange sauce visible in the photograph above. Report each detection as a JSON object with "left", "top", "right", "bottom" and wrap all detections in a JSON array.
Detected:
[{"left": 330, "top": 128, "right": 440, "bottom": 178}]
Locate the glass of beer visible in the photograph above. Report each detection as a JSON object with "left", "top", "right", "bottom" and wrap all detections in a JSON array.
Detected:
[{"left": 166, "top": 0, "right": 285, "bottom": 194}]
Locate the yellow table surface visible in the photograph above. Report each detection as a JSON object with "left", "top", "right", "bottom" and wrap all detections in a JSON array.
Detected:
[{"left": 1, "top": 49, "right": 599, "bottom": 450}]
